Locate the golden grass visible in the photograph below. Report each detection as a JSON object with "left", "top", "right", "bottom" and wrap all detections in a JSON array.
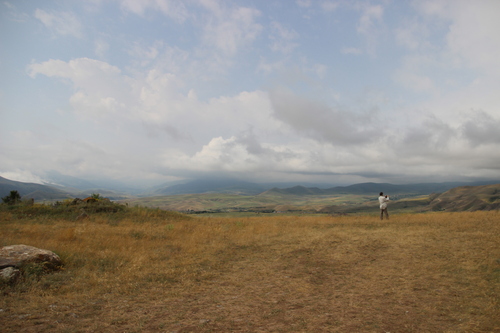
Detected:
[{"left": 1, "top": 208, "right": 499, "bottom": 332}]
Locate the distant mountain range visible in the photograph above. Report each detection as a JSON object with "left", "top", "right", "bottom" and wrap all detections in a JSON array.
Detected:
[
  {"left": 145, "top": 179, "right": 331, "bottom": 196},
  {"left": 147, "top": 179, "right": 269, "bottom": 196},
  {"left": 1, "top": 174, "right": 499, "bottom": 203},
  {"left": 262, "top": 181, "right": 500, "bottom": 196}
]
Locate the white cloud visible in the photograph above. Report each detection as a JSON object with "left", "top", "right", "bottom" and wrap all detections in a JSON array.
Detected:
[
  {"left": 4, "top": 1, "right": 500, "bottom": 186},
  {"left": 311, "top": 63, "right": 327, "bottom": 79},
  {"left": 128, "top": 42, "right": 191, "bottom": 78},
  {"left": 28, "top": 58, "right": 130, "bottom": 120},
  {"left": 269, "top": 88, "right": 377, "bottom": 145},
  {"left": 128, "top": 41, "right": 162, "bottom": 66},
  {"left": 200, "top": 4, "right": 262, "bottom": 56},
  {"left": 269, "top": 21, "right": 299, "bottom": 54},
  {"left": 34, "top": 9, "right": 83, "bottom": 38},
  {"left": 396, "top": 117, "right": 457, "bottom": 157},
  {"left": 445, "top": 2, "right": 500, "bottom": 76},
  {"left": 414, "top": 0, "right": 500, "bottom": 76},
  {"left": 383, "top": 112, "right": 500, "bottom": 182},
  {"left": 120, "top": 0, "right": 189, "bottom": 22},
  {"left": 29, "top": 58, "right": 122, "bottom": 84},
  {"left": 94, "top": 38, "right": 110, "bottom": 58},
  {"left": 394, "top": 19, "right": 429, "bottom": 50},
  {"left": 169, "top": 136, "right": 257, "bottom": 172},
  {"left": 0, "top": 170, "right": 45, "bottom": 184},
  {"left": 392, "top": 0, "right": 500, "bottom": 128},
  {"left": 257, "top": 57, "right": 287, "bottom": 75},
  {"left": 26, "top": 56, "right": 279, "bottom": 156},
  {"left": 461, "top": 111, "right": 500, "bottom": 147},
  {"left": 393, "top": 70, "right": 434, "bottom": 93},
  {"left": 393, "top": 55, "right": 435, "bottom": 93},
  {"left": 161, "top": 136, "right": 344, "bottom": 181},
  {"left": 356, "top": 3, "right": 384, "bottom": 54}
]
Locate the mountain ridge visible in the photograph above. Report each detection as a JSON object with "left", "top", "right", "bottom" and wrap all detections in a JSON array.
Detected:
[
  {"left": 262, "top": 181, "right": 499, "bottom": 196},
  {"left": 1, "top": 175, "right": 499, "bottom": 203}
]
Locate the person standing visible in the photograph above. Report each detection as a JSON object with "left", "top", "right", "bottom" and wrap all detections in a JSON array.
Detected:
[{"left": 379, "top": 192, "right": 390, "bottom": 220}]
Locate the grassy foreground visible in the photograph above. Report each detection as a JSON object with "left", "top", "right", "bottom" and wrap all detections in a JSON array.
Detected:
[{"left": 1, "top": 203, "right": 499, "bottom": 332}]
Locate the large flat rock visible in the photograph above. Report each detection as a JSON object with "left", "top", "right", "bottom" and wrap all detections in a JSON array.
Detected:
[{"left": 0, "top": 244, "right": 62, "bottom": 269}]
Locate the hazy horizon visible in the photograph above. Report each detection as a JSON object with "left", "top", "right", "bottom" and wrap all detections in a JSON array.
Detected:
[{"left": 2, "top": 1, "right": 500, "bottom": 186}]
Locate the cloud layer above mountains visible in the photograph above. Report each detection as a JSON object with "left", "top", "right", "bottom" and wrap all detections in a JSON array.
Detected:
[{"left": 1, "top": 0, "right": 500, "bottom": 186}]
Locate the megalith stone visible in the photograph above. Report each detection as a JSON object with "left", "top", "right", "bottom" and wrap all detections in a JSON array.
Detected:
[{"left": 0, "top": 244, "right": 62, "bottom": 269}]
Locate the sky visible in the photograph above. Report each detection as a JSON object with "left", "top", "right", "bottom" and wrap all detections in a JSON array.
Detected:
[{"left": 1, "top": 0, "right": 500, "bottom": 188}]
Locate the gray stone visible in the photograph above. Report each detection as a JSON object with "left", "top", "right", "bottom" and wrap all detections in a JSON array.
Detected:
[
  {"left": 0, "top": 266, "right": 21, "bottom": 284},
  {"left": 76, "top": 208, "right": 89, "bottom": 221},
  {"left": 0, "top": 244, "right": 62, "bottom": 269}
]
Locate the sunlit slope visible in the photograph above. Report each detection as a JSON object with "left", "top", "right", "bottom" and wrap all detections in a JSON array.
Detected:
[{"left": 428, "top": 183, "right": 500, "bottom": 211}]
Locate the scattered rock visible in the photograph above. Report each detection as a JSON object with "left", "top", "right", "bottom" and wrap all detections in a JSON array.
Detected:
[
  {"left": 71, "top": 198, "right": 84, "bottom": 205},
  {"left": 0, "top": 267, "right": 20, "bottom": 284},
  {"left": 76, "top": 209, "right": 89, "bottom": 221}
]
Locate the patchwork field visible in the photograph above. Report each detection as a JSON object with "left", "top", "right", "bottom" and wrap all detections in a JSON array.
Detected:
[
  {"left": 121, "top": 183, "right": 500, "bottom": 215},
  {"left": 120, "top": 192, "right": 395, "bottom": 214},
  {"left": 1, "top": 203, "right": 499, "bottom": 332}
]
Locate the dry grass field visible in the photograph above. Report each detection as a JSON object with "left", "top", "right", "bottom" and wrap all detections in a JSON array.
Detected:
[{"left": 1, "top": 204, "right": 499, "bottom": 332}]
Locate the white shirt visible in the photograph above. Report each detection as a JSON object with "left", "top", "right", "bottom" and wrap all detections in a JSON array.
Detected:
[{"left": 379, "top": 195, "right": 389, "bottom": 209}]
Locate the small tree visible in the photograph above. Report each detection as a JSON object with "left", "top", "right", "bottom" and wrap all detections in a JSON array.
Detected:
[
  {"left": 90, "top": 193, "right": 103, "bottom": 200},
  {"left": 2, "top": 190, "right": 22, "bottom": 205}
]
